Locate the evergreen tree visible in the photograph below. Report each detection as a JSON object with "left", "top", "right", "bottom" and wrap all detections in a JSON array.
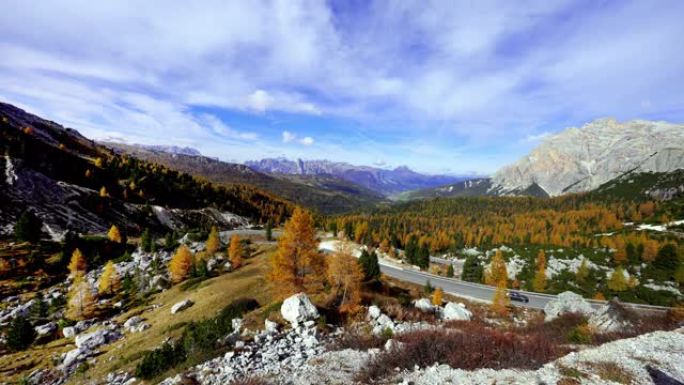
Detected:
[
  {"left": 265, "top": 220, "right": 273, "bottom": 241},
  {"left": 446, "top": 264, "right": 455, "bottom": 278},
  {"left": 7, "top": 316, "right": 35, "bottom": 351},
  {"left": 165, "top": 232, "right": 175, "bottom": 250},
  {"left": 654, "top": 243, "right": 679, "bottom": 272},
  {"left": 626, "top": 242, "right": 639, "bottom": 264},
  {"left": 417, "top": 244, "right": 430, "bottom": 270},
  {"left": 141, "top": 228, "right": 152, "bottom": 252},
  {"left": 14, "top": 210, "right": 43, "bottom": 243},
  {"left": 29, "top": 292, "right": 48, "bottom": 322},
  {"left": 367, "top": 250, "right": 381, "bottom": 280},
  {"left": 423, "top": 279, "right": 434, "bottom": 294},
  {"left": 461, "top": 255, "right": 483, "bottom": 283},
  {"left": 358, "top": 249, "right": 370, "bottom": 277}
]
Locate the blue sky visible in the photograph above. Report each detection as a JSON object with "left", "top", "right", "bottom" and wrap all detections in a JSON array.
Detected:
[{"left": 1, "top": 1, "right": 683, "bottom": 174}]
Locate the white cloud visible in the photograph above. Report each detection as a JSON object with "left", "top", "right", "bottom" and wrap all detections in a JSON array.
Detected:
[
  {"left": 247, "top": 90, "right": 273, "bottom": 113},
  {"left": 299, "top": 136, "right": 314, "bottom": 146},
  {"left": 282, "top": 130, "right": 296, "bottom": 143},
  {"left": 520, "top": 131, "right": 551, "bottom": 144}
]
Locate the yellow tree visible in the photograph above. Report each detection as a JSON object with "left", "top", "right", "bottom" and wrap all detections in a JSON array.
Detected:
[
  {"left": 108, "top": 225, "right": 122, "bottom": 243},
  {"left": 486, "top": 250, "right": 508, "bottom": 286},
  {"left": 68, "top": 248, "right": 87, "bottom": 277},
  {"left": 66, "top": 274, "right": 96, "bottom": 320},
  {"left": 576, "top": 259, "right": 589, "bottom": 283},
  {"left": 608, "top": 266, "right": 628, "bottom": 292},
  {"left": 532, "top": 249, "right": 547, "bottom": 292},
  {"left": 642, "top": 240, "right": 659, "bottom": 262},
  {"left": 491, "top": 278, "right": 510, "bottom": 316},
  {"left": 326, "top": 241, "right": 363, "bottom": 313},
  {"left": 432, "top": 287, "right": 444, "bottom": 306},
  {"left": 228, "top": 235, "right": 244, "bottom": 269},
  {"left": 98, "top": 260, "right": 120, "bottom": 295},
  {"left": 169, "top": 245, "right": 194, "bottom": 283},
  {"left": 269, "top": 207, "right": 326, "bottom": 297},
  {"left": 99, "top": 186, "right": 108, "bottom": 198},
  {"left": 205, "top": 226, "right": 221, "bottom": 255}
]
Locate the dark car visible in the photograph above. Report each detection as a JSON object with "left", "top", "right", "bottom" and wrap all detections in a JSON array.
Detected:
[{"left": 508, "top": 291, "right": 529, "bottom": 303}]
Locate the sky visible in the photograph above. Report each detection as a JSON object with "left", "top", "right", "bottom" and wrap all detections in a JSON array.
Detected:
[{"left": 1, "top": 1, "right": 683, "bottom": 175}]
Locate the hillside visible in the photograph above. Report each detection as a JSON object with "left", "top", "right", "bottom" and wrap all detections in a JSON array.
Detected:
[
  {"left": 103, "top": 143, "right": 386, "bottom": 214},
  {"left": 0, "top": 102, "right": 291, "bottom": 236},
  {"left": 395, "top": 178, "right": 551, "bottom": 201},
  {"left": 246, "top": 158, "right": 471, "bottom": 195}
]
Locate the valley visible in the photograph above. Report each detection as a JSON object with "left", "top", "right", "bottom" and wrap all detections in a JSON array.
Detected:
[{"left": 0, "top": 103, "right": 683, "bottom": 385}]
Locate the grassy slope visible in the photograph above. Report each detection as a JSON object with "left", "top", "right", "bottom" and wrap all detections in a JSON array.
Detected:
[{"left": 0, "top": 245, "right": 277, "bottom": 384}]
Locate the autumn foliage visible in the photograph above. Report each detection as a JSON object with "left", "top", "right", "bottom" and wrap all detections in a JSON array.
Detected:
[
  {"left": 108, "top": 225, "right": 122, "bottom": 243},
  {"left": 67, "top": 275, "right": 96, "bottom": 320},
  {"left": 205, "top": 226, "right": 221, "bottom": 255},
  {"left": 98, "top": 260, "right": 121, "bottom": 295},
  {"left": 67, "top": 248, "right": 87, "bottom": 277},
  {"left": 228, "top": 235, "right": 244, "bottom": 269},
  {"left": 169, "top": 245, "right": 194, "bottom": 283},
  {"left": 269, "top": 207, "right": 326, "bottom": 297},
  {"left": 326, "top": 241, "right": 363, "bottom": 313}
]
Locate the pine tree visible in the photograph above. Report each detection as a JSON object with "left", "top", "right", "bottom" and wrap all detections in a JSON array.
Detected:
[
  {"left": 68, "top": 248, "right": 87, "bottom": 277},
  {"left": 108, "top": 225, "right": 122, "bottom": 243},
  {"left": 532, "top": 249, "right": 547, "bottom": 292},
  {"left": 228, "top": 235, "right": 244, "bottom": 269},
  {"left": 432, "top": 287, "right": 443, "bottom": 306},
  {"left": 7, "top": 315, "right": 35, "bottom": 351},
  {"left": 607, "top": 266, "right": 628, "bottom": 292},
  {"left": 367, "top": 250, "right": 381, "bottom": 280},
  {"left": 169, "top": 245, "right": 194, "bottom": 283},
  {"left": 269, "top": 207, "right": 325, "bottom": 297},
  {"left": 14, "top": 210, "right": 43, "bottom": 243},
  {"left": 205, "top": 226, "right": 221, "bottom": 255},
  {"left": 327, "top": 242, "right": 363, "bottom": 313},
  {"left": 446, "top": 264, "right": 455, "bottom": 278},
  {"left": 98, "top": 260, "right": 120, "bottom": 295},
  {"left": 66, "top": 275, "right": 96, "bottom": 320},
  {"left": 29, "top": 292, "right": 48, "bottom": 321},
  {"left": 140, "top": 228, "right": 152, "bottom": 252},
  {"left": 654, "top": 243, "right": 679, "bottom": 272},
  {"left": 461, "top": 255, "right": 483, "bottom": 283},
  {"left": 417, "top": 244, "right": 430, "bottom": 270},
  {"left": 358, "top": 249, "right": 370, "bottom": 276},
  {"left": 265, "top": 220, "right": 273, "bottom": 241}
]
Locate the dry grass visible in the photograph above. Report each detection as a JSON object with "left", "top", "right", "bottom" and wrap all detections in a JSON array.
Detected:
[
  {"left": 590, "top": 362, "right": 634, "bottom": 385},
  {"left": 228, "top": 376, "right": 273, "bottom": 385}
]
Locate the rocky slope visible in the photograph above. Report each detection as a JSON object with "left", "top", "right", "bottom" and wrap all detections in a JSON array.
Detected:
[
  {"left": 0, "top": 102, "right": 290, "bottom": 235},
  {"left": 246, "top": 158, "right": 470, "bottom": 196},
  {"left": 491, "top": 118, "right": 684, "bottom": 197}
]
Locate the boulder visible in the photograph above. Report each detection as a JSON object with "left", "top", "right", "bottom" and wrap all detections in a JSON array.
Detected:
[
  {"left": 442, "top": 302, "right": 472, "bottom": 321},
  {"left": 414, "top": 298, "right": 435, "bottom": 312},
  {"left": 223, "top": 261, "right": 233, "bottom": 272},
  {"left": 281, "top": 293, "right": 319, "bottom": 326},
  {"left": 367, "top": 305, "right": 382, "bottom": 320},
  {"left": 544, "top": 291, "right": 594, "bottom": 322},
  {"left": 171, "top": 299, "right": 194, "bottom": 314},
  {"left": 75, "top": 329, "right": 121, "bottom": 351},
  {"left": 384, "top": 339, "right": 404, "bottom": 351},
  {"left": 264, "top": 319, "right": 279, "bottom": 334},
  {"left": 35, "top": 322, "right": 57, "bottom": 336},
  {"left": 588, "top": 298, "right": 633, "bottom": 333},
  {"left": 150, "top": 275, "right": 170, "bottom": 291},
  {"left": 62, "top": 326, "right": 76, "bottom": 338},
  {"left": 232, "top": 318, "right": 243, "bottom": 333},
  {"left": 207, "top": 258, "right": 219, "bottom": 272},
  {"left": 124, "top": 316, "right": 150, "bottom": 333}
]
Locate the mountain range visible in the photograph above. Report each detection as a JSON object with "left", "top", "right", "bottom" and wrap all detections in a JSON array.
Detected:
[{"left": 245, "top": 158, "right": 472, "bottom": 196}]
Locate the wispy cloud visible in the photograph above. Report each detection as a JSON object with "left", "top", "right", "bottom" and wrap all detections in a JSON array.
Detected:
[{"left": 0, "top": 0, "right": 682, "bottom": 173}]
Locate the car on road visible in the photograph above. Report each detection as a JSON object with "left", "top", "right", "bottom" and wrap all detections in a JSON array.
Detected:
[{"left": 508, "top": 291, "right": 529, "bottom": 303}]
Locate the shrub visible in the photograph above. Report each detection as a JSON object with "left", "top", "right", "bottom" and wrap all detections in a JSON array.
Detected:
[
  {"left": 14, "top": 210, "right": 43, "bottom": 243},
  {"left": 591, "top": 362, "right": 634, "bottom": 385},
  {"left": 134, "top": 342, "right": 186, "bottom": 379},
  {"left": 331, "top": 329, "right": 388, "bottom": 351},
  {"left": 567, "top": 324, "right": 593, "bottom": 344},
  {"left": 358, "top": 325, "right": 565, "bottom": 382}
]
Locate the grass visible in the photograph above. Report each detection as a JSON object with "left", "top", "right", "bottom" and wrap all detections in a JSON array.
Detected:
[{"left": 590, "top": 362, "right": 635, "bottom": 385}]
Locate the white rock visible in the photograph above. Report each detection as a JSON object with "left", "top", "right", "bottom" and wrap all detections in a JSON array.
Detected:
[
  {"left": 544, "top": 291, "right": 594, "bottom": 322},
  {"left": 384, "top": 339, "right": 404, "bottom": 351},
  {"left": 588, "top": 298, "right": 632, "bottom": 333},
  {"left": 35, "top": 322, "right": 57, "bottom": 336},
  {"left": 281, "top": 293, "right": 319, "bottom": 326},
  {"left": 75, "top": 329, "right": 121, "bottom": 350},
  {"left": 124, "top": 316, "right": 143, "bottom": 329},
  {"left": 367, "top": 305, "right": 382, "bottom": 320},
  {"left": 232, "top": 318, "right": 243, "bottom": 333},
  {"left": 413, "top": 298, "right": 435, "bottom": 312},
  {"left": 223, "top": 261, "right": 233, "bottom": 272},
  {"left": 264, "top": 319, "right": 279, "bottom": 334},
  {"left": 62, "top": 326, "right": 76, "bottom": 338},
  {"left": 171, "top": 299, "right": 194, "bottom": 314},
  {"left": 442, "top": 302, "right": 472, "bottom": 321}
]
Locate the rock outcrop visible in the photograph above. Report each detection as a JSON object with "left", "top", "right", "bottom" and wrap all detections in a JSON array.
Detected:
[
  {"left": 442, "top": 302, "right": 472, "bottom": 321},
  {"left": 171, "top": 299, "right": 194, "bottom": 314},
  {"left": 589, "top": 298, "right": 633, "bottom": 333},
  {"left": 491, "top": 118, "right": 684, "bottom": 196},
  {"left": 544, "top": 291, "right": 594, "bottom": 321}
]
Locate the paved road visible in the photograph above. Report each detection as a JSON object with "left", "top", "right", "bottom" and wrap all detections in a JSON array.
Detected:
[{"left": 380, "top": 263, "right": 554, "bottom": 309}]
